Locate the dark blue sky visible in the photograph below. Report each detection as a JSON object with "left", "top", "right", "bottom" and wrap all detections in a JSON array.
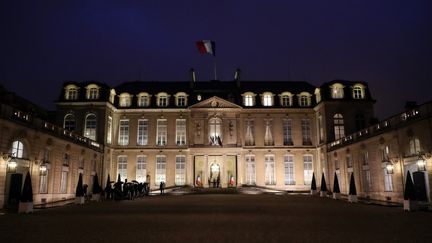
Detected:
[{"left": 1, "top": 0, "right": 431, "bottom": 119}]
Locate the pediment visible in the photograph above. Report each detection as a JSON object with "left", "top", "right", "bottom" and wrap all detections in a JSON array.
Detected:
[{"left": 190, "top": 96, "right": 242, "bottom": 109}]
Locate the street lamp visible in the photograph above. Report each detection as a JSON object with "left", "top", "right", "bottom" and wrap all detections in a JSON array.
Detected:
[
  {"left": 40, "top": 163, "right": 48, "bottom": 173},
  {"left": 417, "top": 153, "right": 429, "bottom": 172}
]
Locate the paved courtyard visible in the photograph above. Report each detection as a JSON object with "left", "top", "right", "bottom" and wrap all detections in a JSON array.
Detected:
[{"left": 1, "top": 193, "right": 431, "bottom": 242}]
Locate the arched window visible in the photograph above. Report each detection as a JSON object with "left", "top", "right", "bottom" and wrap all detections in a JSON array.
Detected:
[
  {"left": 156, "top": 92, "right": 169, "bottom": 107},
  {"left": 262, "top": 92, "right": 273, "bottom": 106},
  {"left": 242, "top": 92, "right": 255, "bottom": 107},
  {"left": 119, "top": 93, "right": 132, "bottom": 107},
  {"left": 279, "top": 92, "right": 293, "bottom": 107},
  {"left": 64, "top": 84, "right": 79, "bottom": 100},
  {"left": 331, "top": 83, "right": 344, "bottom": 99},
  {"left": 352, "top": 84, "right": 365, "bottom": 99},
  {"left": 245, "top": 154, "right": 256, "bottom": 185},
  {"left": 209, "top": 118, "right": 222, "bottom": 145},
  {"left": 298, "top": 92, "right": 312, "bottom": 107},
  {"left": 137, "top": 92, "right": 150, "bottom": 107},
  {"left": 11, "top": 141, "right": 24, "bottom": 158},
  {"left": 175, "top": 92, "right": 188, "bottom": 107},
  {"left": 84, "top": 113, "right": 97, "bottom": 140},
  {"left": 333, "top": 114, "right": 345, "bottom": 139},
  {"left": 85, "top": 84, "right": 100, "bottom": 100},
  {"left": 63, "top": 114, "right": 76, "bottom": 131}
]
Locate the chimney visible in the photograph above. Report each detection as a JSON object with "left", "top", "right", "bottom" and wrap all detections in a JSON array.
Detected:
[
  {"left": 189, "top": 68, "right": 196, "bottom": 89},
  {"left": 234, "top": 68, "right": 241, "bottom": 88}
]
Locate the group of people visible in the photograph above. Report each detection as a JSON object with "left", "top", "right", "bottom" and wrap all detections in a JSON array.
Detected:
[{"left": 105, "top": 180, "right": 150, "bottom": 201}]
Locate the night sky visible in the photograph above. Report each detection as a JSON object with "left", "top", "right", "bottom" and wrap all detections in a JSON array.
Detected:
[{"left": 1, "top": 0, "right": 431, "bottom": 119}]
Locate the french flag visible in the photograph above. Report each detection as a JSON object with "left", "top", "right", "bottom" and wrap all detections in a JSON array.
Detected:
[{"left": 196, "top": 40, "right": 215, "bottom": 56}]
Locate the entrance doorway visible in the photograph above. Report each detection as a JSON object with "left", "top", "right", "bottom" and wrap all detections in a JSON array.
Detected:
[
  {"left": 209, "top": 163, "right": 220, "bottom": 188},
  {"left": 405, "top": 163, "right": 430, "bottom": 202}
]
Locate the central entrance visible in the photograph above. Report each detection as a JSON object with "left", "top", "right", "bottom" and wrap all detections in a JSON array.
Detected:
[{"left": 193, "top": 155, "right": 237, "bottom": 188}]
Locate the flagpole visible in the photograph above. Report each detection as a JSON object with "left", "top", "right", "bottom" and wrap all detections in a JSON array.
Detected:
[{"left": 213, "top": 56, "right": 217, "bottom": 80}]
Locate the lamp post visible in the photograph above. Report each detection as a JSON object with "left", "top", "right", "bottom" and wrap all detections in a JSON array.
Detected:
[{"left": 416, "top": 153, "right": 429, "bottom": 172}]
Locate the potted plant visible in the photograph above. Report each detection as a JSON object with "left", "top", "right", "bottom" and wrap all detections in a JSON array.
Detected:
[
  {"left": 320, "top": 173, "right": 327, "bottom": 197},
  {"left": 18, "top": 172, "right": 33, "bottom": 214},
  {"left": 75, "top": 173, "right": 85, "bottom": 204},
  {"left": 333, "top": 172, "right": 341, "bottom": 199},
  {"left": 91, "top": 173, "right": 102, "bottom": 202},
  {"left": 310, "top": 172, "right": 317, "bottom": 195},
  {"left": 403, "top": 171, "right": 417, "bottom": 211},
  {"left": 348, "top": 173, "right": 357, "bottom": 203}
]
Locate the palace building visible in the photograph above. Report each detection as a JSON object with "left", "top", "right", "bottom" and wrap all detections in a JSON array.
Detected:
[{"left": 1, "top": 78, "right": 431, "bottom": 209}]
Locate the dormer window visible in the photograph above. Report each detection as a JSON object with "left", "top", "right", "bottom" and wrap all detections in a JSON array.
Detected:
[
  {"left": 119, "top": 93, "right": 132, "bottom": 107},
  {"left": 298, "top": 92, "right": 312, "bottom": 107},
  {"left": 175, "top": 92, "right": 188, "bottom": 107},
  {"left": 109, "top": 89, "right": 116, "bottom": 104},
  {"left": 65, "top": 84, "right": 79, "bottom": 100},
  {"left": 137, "top": 92, "right": 150, "bottom": 107},
  {"left": 279, "top": 92, "right": 293, "bottom": 107},
  {"left": 262, "top": 92, "right": 274, "bottom": 107},
  {"left": 85, "top": 84, "right": 100, "bottom": 100},
  {"left": 352, "top": 84, "right": 365, "bottom": 99},
  {"left": 157, "top": 92, "right": 169, "bottom": 107},
  {"left": 242, "top": 92, "right": 255, "bottom": 107},
  {"left": 330, "top": 83, "right": 344, "bottom": 99}
]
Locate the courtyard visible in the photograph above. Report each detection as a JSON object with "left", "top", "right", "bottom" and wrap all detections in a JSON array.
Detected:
[{"left": 1, "top": 193, "right": 431, "bottom": 242}]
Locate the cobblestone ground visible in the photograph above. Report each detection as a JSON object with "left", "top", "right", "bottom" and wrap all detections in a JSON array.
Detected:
[{"left": 1, "top": 194, "right": 431, "bottom": 243}]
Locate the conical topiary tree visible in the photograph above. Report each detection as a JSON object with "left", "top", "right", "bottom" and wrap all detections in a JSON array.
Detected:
[
  {"left": 348, "top": 173, "right": 357, "bottom": 203},
  {"left": 320, "top": 173, "right": 327, "bottom": 197},
  {"left": 310, "top": 172, "right": 317, "bottom": 195},
  {"left": 75, "top": 173, "right": 85, "bottom": 204},
  {"left": 105, "top": 174, "right": 112, "bottom": 199},
  {"left": 403, "top": 171, "right": 417, "bottom": 211},
  {"left": 333, "top": 172, "right": 341, "bottom": 199},
  {"left": 18, "top": 172, "right": 33, "bottom": 213},
  {"left": 91, "top": 173, "right": 102, "bottom": 201}
]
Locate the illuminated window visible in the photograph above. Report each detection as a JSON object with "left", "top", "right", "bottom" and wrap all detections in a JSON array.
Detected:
[
  {"left": 118, "top": 119, "right": 129, "bottom": 146},
  {"left": 262, "top": 92, "right": 273, "bottom": 106},
  {"left": 245, "top": 120, "right": 254, "bottom": 146},
  {"left": 362, "top": 151, "right": 369, "bottom": 165},
  {"left": 175, "top": 92, "right": 188, "bottom": 107},
  {"left": 333, "top": 114, "right": 345, "bottom": 140},
  {"left": 352, "top": 84, "right": 365, "bottom": 99},
  {"left": 298, "top": 92, "right": 311, "bottom": 107},
  {"left": 209, "top": 118, "right": 222, "bottom": 145},
  {"left": 176, "top": 119, "right": 187, "bottom": 146},
  {"left": 265, "top": 155, "right": 276, "bottom": 185},
  {"left": 245, "top": 154, "right": 256, "bottom": 185},
  {"left": 107, "top": 116, "right": 112, "bottom": 144},
  {"left": 39, "top": 167, "right": 48, "bottom": 194},
  {"left": 283, "top": 119, "right": 293, "bottom": 145},
  {"left": 346, "top": 154, "right": 352, "bottom": 168},
  {"left": 156, "top": 119, "right": 167, "bottom": 146},
  {"left": 85, "top": 84, "right": 100, "bottom": 100},
  {"left": 137, "top": 119, "right": 148, "bottom": 146},
  {"left": 384, "top": 169, "right": 393, "bottom": 191},
  {"left": 382, "top": 146, "right": 390, "bottom": 161},
  {"left": 362, "top": 169, "right": 372, "bottom": 192},
  {"left": 136, "top": 155, "right": 147, "bottom": 183},
  {"left": 243, "top": 92, "right": 255, "bottom": 106},
  {"left": 63, "top": 114, "right": 76, "bottom": 131},
  {"left": 117, "top": 156, "right": 127, "bottom": 182},
  {"left": 409, "top": 138, "right": 421, "bottom": 156},
  {"left": 280, "top": 92, "right": 293, "bottom": 107},
  {"left": 303, "top": 155, "right": 313, "bottom": 185},
  {"left": 155, "top": 155, "right": 166, "bottom": 185},
  {"left": 157, "top": 92, "right": 169, "bottom": 107},
  {"left": 84, "top": 113, "right": 97, "bottom": 140},
  {"left": 318, "top": 115, "right": 324, "bottom": 143},
  {"left": 264, "top": 120, "right": 273, "bottom": 146},
  {"left": 11, "top": 141, "right": 24, "bottom": 158},
  {"left": 137, "top": 94, "right": 149, "bottom": 107},
  {"left": 119, "top": 93, "right": 132, "bottom": 107},
  {"left": 331, "top": 83, "right": 344, "bottom": 99},
  {"left": 60, "top": 170, "right": 68, "bottom": 193},
  {"left": 65, "top": 85, "right": 79, "bottom": 100},
  {"left": 175, "top": 155, "right": 186, "bottom": 185},
  {"left": 301, "top": 119, "right": 311, "bottom": 145},
  {"left": 284, "top": 155, "right": 295, "bottom": 185}
]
